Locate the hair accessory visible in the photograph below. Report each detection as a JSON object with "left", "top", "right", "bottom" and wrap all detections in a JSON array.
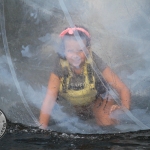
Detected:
[{"left": 59, "top": 27, "right": 90, "bottom": 38}]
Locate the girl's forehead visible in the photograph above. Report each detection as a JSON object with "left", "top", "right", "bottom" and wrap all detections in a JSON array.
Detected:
[{"left": 64, "top": 38, "right": 86, "bottom": 46}]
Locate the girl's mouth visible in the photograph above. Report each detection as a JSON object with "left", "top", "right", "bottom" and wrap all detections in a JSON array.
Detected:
[{"left": 71, "top": 58, "right": 82, "bottom": 68}]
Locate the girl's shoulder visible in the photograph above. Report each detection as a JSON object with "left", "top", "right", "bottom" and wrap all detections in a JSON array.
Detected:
[
  {"left": 51, "top": 54, "right": 63, "bottom": 78},
  {"left": 92, "top": 51, "right": 107, "bottom": 72}
]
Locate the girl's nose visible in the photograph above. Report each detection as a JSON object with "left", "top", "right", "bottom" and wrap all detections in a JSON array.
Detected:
[{"left": 72, "top": 53, "right": 80, "bottom": 59}]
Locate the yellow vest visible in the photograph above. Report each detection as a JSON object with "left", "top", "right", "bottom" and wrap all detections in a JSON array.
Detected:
[{"left": 59, "top": 57, "right": 97, "bottom": 106}]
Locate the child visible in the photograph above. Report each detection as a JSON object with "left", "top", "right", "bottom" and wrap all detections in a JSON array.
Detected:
[{"left": 39, "top": 26, "right": 130, "bottom": 129}]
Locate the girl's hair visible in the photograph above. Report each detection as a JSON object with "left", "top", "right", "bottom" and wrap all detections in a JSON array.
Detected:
[{"left": 57, "top": 25, "right": 91, "bottom": 59}]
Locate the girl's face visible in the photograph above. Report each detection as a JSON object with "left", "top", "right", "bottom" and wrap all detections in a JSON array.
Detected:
[{"left": 64, "top": 38, "right": 88, "bottom": 69}]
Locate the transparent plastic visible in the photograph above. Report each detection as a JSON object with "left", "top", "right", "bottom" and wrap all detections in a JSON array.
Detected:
[{"left": 0, "top": 0, "right": 150, "bottom": 134}]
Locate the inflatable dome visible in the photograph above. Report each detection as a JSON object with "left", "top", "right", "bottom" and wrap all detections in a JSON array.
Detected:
[{"left": 1, "top": 0, "right": 150, "bottom": 134}]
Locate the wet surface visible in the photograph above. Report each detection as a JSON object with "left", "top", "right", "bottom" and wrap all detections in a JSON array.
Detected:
[{"left": 1, "top": 121, "right": 150, "bottom": 150}]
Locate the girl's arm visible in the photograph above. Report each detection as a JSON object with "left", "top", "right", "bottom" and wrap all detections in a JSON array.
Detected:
[
  {"left": 39, "top": 73, "right": 60, "bottom": 129},
  {"left": 102, "top": 67, "right": 131, "bottom": 110}
]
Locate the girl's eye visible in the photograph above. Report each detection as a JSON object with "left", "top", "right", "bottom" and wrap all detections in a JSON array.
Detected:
[
  {"left": 77, "top": 49, "right": 83, "bottom": 53},
  {"left": 67, "top": 50, "right": 73, "bottom": 53}
]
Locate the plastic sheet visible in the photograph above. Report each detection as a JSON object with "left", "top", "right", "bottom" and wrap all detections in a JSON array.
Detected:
[{"left": 0, "top": 0, "right": 150, "bottom": 134}]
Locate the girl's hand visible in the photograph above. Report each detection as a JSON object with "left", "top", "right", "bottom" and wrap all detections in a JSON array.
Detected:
[
  {"left": 39, "top": 124, "right": 47, "bottom": 130},
  {"left": 110, "top": 104, "right": 121, "bottom": 114}
]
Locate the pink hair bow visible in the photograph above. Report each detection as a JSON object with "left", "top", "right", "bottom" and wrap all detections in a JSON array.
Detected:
[{"left": 59, "top": 27, "right": 90, "bottom": 38}]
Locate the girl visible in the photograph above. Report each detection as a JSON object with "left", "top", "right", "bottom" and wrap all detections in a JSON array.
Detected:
[{"left": 39, "top": 26, "right": 130, "bottom": 129}]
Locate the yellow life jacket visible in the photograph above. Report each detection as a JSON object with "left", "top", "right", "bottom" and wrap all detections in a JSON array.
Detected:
[{"left": 59, "top": 56, "right": 97, "bottom": 106}]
